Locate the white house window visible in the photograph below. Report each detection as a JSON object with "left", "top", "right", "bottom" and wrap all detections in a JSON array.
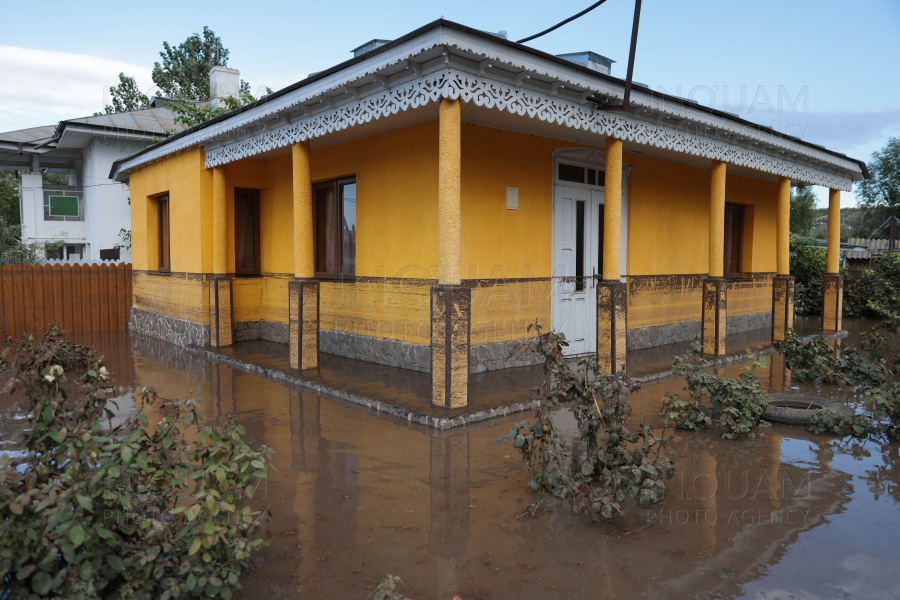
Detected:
[
  {"left": 43, "top": 188, "right": 84, "bottom": 221},
  {"left": 46, "top": 244, "right": 85, "bottom": 262},
  {"left": 557, "top": 162, "right": 605, "bottom": 187}
]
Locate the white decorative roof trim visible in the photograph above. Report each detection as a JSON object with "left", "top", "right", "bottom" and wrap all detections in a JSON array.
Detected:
[{"left": 204, "top": 70, "right": 854, "bottom": 191}]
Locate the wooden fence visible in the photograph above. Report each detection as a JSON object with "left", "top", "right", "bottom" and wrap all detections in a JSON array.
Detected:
[{"left": 0, "top": 263, "right": 133, "bottom": 336}]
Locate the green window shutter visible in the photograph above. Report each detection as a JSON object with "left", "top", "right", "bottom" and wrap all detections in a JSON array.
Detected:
[{"left": 49, "top": 196, "right": 79, "bottom": 217}]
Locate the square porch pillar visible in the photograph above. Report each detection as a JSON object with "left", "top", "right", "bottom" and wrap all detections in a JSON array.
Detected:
[
  {"left": 209, "top": 276, "right": 233, "bottom": 346},
  {"left": 209, "top": 166, "right": 233, "bottom": 346},
  {"left": 702, "top": 277, "right": 726, "bottom": 356},
  {"left": 773, "top": 176, "right": 793, "bottom": 341},
  {"left": 823, "top": 189, "right": 843, "bottom": 332},
  {"left": 702, "top": 160, "right": 727, "bottom": 356},
  {"left": 289, "top": 279, "right": 320, "bottom": 370},
  {"left": 596, "top": 136, "right": 627, "bottom": 373},
  {"left": 289, "top": 140, "right": 320, "bottom": 370},
  {"left": 431, "top": 285, "right": 471, "bottom": 409},
  {"left": 431, "top": 97, "right": 470, "bottom": 407}
]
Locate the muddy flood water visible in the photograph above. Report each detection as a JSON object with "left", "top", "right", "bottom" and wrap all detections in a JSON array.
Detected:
[{"left": 3, "top": 320, "right": 900, "bottom": 600}]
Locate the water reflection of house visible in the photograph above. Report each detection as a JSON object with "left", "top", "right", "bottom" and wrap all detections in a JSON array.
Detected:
[
  {"left": 111, "top": 20, "right": 865, "bottom": 410},
  {"left": 122, "top": 333, "right": 858, "bottom": 599}
]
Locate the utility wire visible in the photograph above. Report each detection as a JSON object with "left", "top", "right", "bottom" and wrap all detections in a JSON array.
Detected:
[{"left": 517, "top": 0, "right": 611, "bottom": 44}]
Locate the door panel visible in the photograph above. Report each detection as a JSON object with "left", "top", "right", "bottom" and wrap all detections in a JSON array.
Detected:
[{"left": 552, "top": 185, "right": 602, "bottom": 355}]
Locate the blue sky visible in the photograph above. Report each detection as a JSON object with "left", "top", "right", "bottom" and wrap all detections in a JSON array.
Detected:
[{"left": 3, "top": 0, "right": 899, "bottom": 206}]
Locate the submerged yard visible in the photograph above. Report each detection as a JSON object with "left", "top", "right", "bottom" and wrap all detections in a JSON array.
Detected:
[{"left": 2, "top": 322, "right": 899, "bottom": 599}]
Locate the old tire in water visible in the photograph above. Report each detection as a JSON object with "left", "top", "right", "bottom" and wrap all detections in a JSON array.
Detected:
[{"left": 761, "top": 393, "right": 854, "bottom": 427}]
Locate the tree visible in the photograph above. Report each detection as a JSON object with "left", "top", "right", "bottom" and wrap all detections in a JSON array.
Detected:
[
  {"left": 96, "top": 73, "right": 150, "bottom": 115},
  {"left": 854, "top": 137, "right": 900, "bottom": 237},
  {"left": 0, "top": 171, "right": 19, "bottom": 225},
  {"left": 169, "top": 86, "right": 271, "bottom": 128},
  {"left": 790, "top": 186, "right": 817, "bottom": 235},
  {"left": 152, "top": 26, "right": 228, "bottom": 102}
]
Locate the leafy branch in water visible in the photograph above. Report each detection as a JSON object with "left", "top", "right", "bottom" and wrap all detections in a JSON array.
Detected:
[
  {"left": 774, "top": 329, "right": 889, "bottom": 385},
  {"left": 497, "top": 322, "right": 674, "bottom": 520},
  {"left": 0, "top": 328, "right": 273, "bottom": 598},
  {"left": 660, "top": 343, "right": 772, "bottom": 440}
]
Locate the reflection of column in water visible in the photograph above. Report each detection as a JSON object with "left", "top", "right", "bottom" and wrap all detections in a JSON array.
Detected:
[
  {"left": 697, "top": 454, "right": 717, "bottom": 556},
  {"left": 768, "top": 352, "right": 791, "bottom": 393},
  {"left": 767, "top": 434, "right": 782, "bottom": 510},
  {"left": 209, "top": 362, "right": 234, "bottom": 425},
  {"left": 428, "top": 433, "right": 471, "bottom": 559},
  {"left": 288, "top": 390, "right": 321, "bottom": 584}
]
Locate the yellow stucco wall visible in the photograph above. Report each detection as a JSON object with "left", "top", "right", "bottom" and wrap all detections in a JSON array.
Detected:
[
  {"left": 133, "top": 271, "right": 208, "bottom": 326},
  {"left": 470, "top": 280, "right": 552, "bottom": 345},
  {"left": 129, "top": 147, "right": 212, "bottom": 273},
  {"left": 128, "top": 121, "right": 781, "bottom": 342},
  {"left": 319, "top": 280, "right": 433, "bottom": 346}
]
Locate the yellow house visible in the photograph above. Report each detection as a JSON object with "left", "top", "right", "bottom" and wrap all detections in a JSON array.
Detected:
[{"left": 111, "top": 20, "right": 865, "bottom": 409}]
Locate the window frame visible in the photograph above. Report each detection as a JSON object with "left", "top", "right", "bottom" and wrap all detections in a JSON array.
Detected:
[
  {"left": 157, "top": 195, "right": 171, "bottom": 273},
  {"left": 313, "top": 176, "right": 357, "bottom": 279},
  {"left": 233, "top": 188, "right": 262, "bottom": 276},
  {"left": 724, "top": 202, "right": 745, "bottom": 279}
]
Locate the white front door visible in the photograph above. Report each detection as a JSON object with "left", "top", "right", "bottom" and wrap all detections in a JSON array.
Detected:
[{"left": 551, "top": 185, "right": 603, "bottom": 355}]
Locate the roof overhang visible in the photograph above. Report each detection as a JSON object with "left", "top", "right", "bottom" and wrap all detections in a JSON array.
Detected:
[{"left": 110, "top": 20, "right": 866, "bottom": 192}]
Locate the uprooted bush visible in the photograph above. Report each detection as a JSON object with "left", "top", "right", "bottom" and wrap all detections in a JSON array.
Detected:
[
  {"left": 660, "top": 342, "right": 771, "bottom": 440},
  {"left": 497, "top": 323, "right": 674, "bottom": 520},
  {"left": 0, "top": 329, "right": 273, "bottom": 599},
  {"left": 774, "top": 329, "right": 890, "bottom": 385}
]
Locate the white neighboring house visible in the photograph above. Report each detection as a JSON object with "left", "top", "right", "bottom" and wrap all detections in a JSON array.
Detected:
[{"left": 0, "top": 108, "right": 187, "bottom": 263}]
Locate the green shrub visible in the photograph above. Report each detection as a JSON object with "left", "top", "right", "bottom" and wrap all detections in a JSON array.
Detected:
[
  {"left": 661, "top": 344, "right": 772, "bottom": 440},
  {"left": 774, "top": 329, "right": 888, "bottom": 385},
  {"left": 497, "top": 323, "right": 674, "bottom": 520},
  {"left": 0, "top": 330, "right": 273, "bottom": 598}
]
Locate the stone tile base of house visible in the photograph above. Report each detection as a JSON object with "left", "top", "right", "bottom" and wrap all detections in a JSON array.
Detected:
[
  {"left": 234, "top": 320, "right": 289, "bottom": 344},
  {"left": 469, "top": 339, "right": 542, "bottom": 373},
  {"left": 319, "top": 329, "right": 432, "bottom": 373},
  {"left": 627, "top": 311, "right": 773, "bottom": 350},
  {"left": 128, "top": 306, "right": 210, "bottom": 348}
]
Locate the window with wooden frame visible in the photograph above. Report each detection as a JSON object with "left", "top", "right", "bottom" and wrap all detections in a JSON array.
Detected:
[
  {"left": 157, "top": 195, "right": 170, "bottom": 272},
  {"left": 724, "top": 203, "right": 745, "bottom": 279},
  {"left": 234, "top": 188, "right": 261, "bottom": 275},
  {"left": 314, "top": 177, "right": 356, "bottom": 278}
]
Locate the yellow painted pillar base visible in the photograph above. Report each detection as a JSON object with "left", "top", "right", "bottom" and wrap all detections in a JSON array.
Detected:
[
  {"left": 597, "top": 280, "right": 627, "bottom": 373},
  {"left": 209, "top": 276, "right": 233, "bottom": 347},
  {"left": 702, "top": 278, "right": 727, "bottom": 356},
  {"left": 431, "top": 285, "right": 471, "bottom": 408},
  {"left": 772, "top": 275, "right": 795, "bottom": 341},
  {"left": 289, "top": 278, "right": 319, "bottom": 370},
  {"left": 823, "top": 274, "right": 843, "bottom": 332}
]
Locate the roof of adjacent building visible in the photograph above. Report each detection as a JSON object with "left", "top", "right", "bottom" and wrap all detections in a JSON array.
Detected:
[
  {"left": 0, "top": 125, "right": 58, "bottom": 145},
  {"left": 845, "top": 238, "right": 899, "bottom": 260},
  {"left": 108, "top": 19, "right": 870, "bottom": 185},
  {"left": 0, "top": 107, "right": 187, "bottom": 154}
]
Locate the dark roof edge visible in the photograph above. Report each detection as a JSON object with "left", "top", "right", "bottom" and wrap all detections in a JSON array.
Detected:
[{"left": 109, "top": 18, "right": 869, "bottom": 181}]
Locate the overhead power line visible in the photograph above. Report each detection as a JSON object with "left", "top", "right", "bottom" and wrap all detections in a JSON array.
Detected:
[{"left": 516, "top": 0, "right": 611, "bottom": 44}]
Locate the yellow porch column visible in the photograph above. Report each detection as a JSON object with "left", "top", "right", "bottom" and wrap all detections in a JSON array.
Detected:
[
  {"left": 597, "top": 136, "right": 627, "bottom": 373},
  {"left": 702, "top": 160, "right": 727, "bottom": 356},
  {"left": 432, "top": 98, "right": 470, "bottom": 408},
  {"left": 289, "top": 140, "right": 319, "bottom": 370},
  {"left": 823, "top": 188, "right": 843, "bottom": 331},
  {"left": 208, "top": 166, "right": 233, "bottom": 346},
  {"left": 772, "top": 177, "right": 794, "bottom": 341}
]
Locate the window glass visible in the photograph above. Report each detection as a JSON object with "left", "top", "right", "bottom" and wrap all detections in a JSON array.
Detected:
[
  {"left": 724, "top": 204, "right": 744, "bottom": 278},
  {"left": 158, "top": 196, "right": 170, "bottom": 271},
  {"left": 587, "top": 168, "right": 597, "bottom": 186},
  {"left": 315, "top": 186, "right": 335, "bottom": 274},
  {"left": 575, "top": 200, "right": 585, "bottom": 291},
  {"left": 558, "top": 163, "right": 585, "bottom": 184},
  {"left": 597, "top": 171, "right": 606, "bottom": 187},
  {"left": 340, "top": 183, "right": 356, "bottom": 276},
  {"left": 235, "top": 190, "right": 260, "bottom": 274}
]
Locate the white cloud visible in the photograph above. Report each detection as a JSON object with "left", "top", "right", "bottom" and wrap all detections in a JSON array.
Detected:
[{"left": 0, "top": 45, "right": 152, "bottom": 131}]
